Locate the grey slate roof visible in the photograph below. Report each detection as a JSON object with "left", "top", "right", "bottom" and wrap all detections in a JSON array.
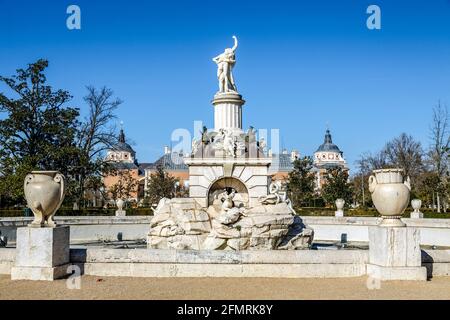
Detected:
[
  {"left": 273, "top": 153, "right": 295, "bottom": 172},
  {"left": 109, "top": 162, "right": 139, "bottom": 170},
  {"left": 112, "top": 129, "right": 135, "bottom": 154},
  {"left": 143, "top": 153, "right": 295, "bottom": 173},
  {"left": 147, "top": 153, "right": 188, "bottom": 171},
  {"left": 316, "top": 129, "right": 342, "bottom": 153}
]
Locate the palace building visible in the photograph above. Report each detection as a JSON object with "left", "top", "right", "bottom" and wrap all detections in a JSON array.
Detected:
[
  {"left": 312, "top": 129, "right": 348, "bottom": 191},
  {"left": 102, "top": 127, "right": 347, "bottom": 204}
]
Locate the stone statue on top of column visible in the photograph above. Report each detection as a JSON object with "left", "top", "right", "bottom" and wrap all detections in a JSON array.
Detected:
[{"left": 212, "top": 36, "right": 238, "bottom": 94}]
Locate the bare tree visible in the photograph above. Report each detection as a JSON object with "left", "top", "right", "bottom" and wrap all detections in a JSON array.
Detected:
[
  {"left": 74, "top": 86, "right": 122, "bottom": 207},
  {"left": 384, "top": 133, "right": 425, "bottom": 184},
  {"left": 78, "top": 86, "right": 122, "bottom": 159},
  {"left": 354, "top": 151, "right": 388, "bottom": 207},
  {"left": 428, "top": 102, "right": 450, "bottom": 212},
  {"left": 355, "top": 134, "right": 425, "bottom": 206},
  {"left": 355, "top": 150, "right": 389, "bottom": 173}
]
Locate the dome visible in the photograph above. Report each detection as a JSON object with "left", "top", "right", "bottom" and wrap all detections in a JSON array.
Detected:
[
  {"left": 315, "top": 129, "right": 341, "bottom": 153},
  {"left": 113, "top": 129, "right": 135, "bottom": 154}
]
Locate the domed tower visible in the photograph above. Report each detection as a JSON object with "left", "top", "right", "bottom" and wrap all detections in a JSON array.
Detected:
[
  {"left": 105, "top": 128, "right": 136, "bottom": 164},
  {"left": 313, "top": 129, "right": 348, "bottom": 191}
]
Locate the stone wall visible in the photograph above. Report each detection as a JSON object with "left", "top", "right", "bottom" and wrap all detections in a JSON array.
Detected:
[
  {"left": 1, "top": 216, "right": 450, "bottom": 247},
  {"left": 1, "top": 248, "right": 449, "bottom": 278}
]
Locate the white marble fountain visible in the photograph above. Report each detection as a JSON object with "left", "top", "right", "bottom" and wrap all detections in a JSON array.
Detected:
[{"left": 147, "top": 36, "right": 313, "bottom": 251}]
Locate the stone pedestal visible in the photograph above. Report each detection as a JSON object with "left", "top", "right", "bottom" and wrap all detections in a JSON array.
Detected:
[
  {"left": 335, "top": 210, "right": 344, "bottom": 217},
  {"left": 115, "top": 210, "right": 126, "bottom": 217},
  {"left": 11, "top": 226, "right": 70, "bottom": 281},
  {"left": 410, "top": 211, "right": 424, "bottom": 219},
  {"left": 212, "top": 92, "right": 245, "bottom": 131},
  {"left": 367, "top": 226, "right": 426, "bottom": 281}
]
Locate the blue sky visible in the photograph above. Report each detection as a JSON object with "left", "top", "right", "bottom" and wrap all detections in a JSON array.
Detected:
[{"left": 1, "top": 0, "right": 449, "bottom": 172}]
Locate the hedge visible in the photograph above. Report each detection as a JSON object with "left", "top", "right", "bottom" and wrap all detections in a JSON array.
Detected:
[{"left": 1, "top": 207, "right": 450, "bottom": 219}]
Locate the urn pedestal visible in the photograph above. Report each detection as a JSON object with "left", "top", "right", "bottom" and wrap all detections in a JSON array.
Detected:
[
  {"left": 367, "top": 169, "right": 426, "bottom": 280},
  {"left": 410, "top": 199, "right": 424, "bottom": 219},
  {"left": 115, "top": 199, "right": 126, "bottom": 217},
  {"left": 367, "top": 226, "right": 427, "bottom": 281},
  {"left": 334, "top": 199, "right": 345, "bottom": 217},
  {"left": 11, "top": 226, "right": 70, "bottom": 281}
]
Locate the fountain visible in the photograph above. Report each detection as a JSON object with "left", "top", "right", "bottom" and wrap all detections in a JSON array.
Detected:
[{"left": 147, "top": 37, "right": 313, "bottom": 251}]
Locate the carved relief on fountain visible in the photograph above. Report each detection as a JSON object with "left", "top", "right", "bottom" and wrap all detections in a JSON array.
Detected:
[{"left": 207, "top": 177, "right": 249, "bottom": 208}]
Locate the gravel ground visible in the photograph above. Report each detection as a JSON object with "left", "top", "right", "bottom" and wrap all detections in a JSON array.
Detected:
[{"left": 1, "top": 275, "right": 450, "bottom": 300}]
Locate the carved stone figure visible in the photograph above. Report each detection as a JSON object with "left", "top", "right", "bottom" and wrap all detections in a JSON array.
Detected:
[
  {"left": 191, "top": 138, "right": 199, "bottom": 155},
  {"left": 258, "top": 138, "right": 267, "bottom": 154},
  {"left": 213, "top": 36, "right": 238, "bottom": 93},
  {"left": 219, "top": 189, "right": 236, "bottom": 211},
  {"left": 259, "top": 181, "right": 284, "bottom": 205},
  {"left": 222, "top": 130, "right": 236, "bottom": 157}
]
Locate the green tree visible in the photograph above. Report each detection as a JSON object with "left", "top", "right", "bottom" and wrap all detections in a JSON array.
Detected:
[
  {"left": 286, "top": 156, "right": 316, "bottom": 208},
  {"left": 0, "top": 59, "right": 80, "bottom": 204},
  {"left": 322, "top": 167, "right": 353, "bottom": 207},
  {"left": 145, "top": 164, "right": 177, "bottom": 206},
  {"left": 84, "top": 175, "right": 106, "bottom": 207}
]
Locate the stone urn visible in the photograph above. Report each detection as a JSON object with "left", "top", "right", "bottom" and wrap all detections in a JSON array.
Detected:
[
  {"left": 115, "top": 198, "right": 126, "bottom": 217},
  {"left": 335, "top": 199, "right": 345, "bottom": 217},
  {"left": 369, "top": 169, "right": 411, "bottom": 227},
  {"left": 411, "top": 199, "right": 424, "bottom": 219},
  {"left": 24, "top": 171, "right": 66, "bottom": 228},
  {"left": 116, "top": 199, "right": 124, "bottom": 211}
]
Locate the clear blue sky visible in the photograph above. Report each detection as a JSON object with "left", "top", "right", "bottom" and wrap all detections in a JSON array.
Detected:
[{"left": 1, "top": 0, "right": 449, "bottom": 173}]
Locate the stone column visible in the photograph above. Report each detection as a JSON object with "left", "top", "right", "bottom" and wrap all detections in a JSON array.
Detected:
[
  {"left": 212, "top": 92, "right": 245, "bottom": 131},
  {"left": 367, "top": 225, "right": 427, "bottom": 281},
  {"left": 11, "top": 226, "right": 70, "bottom": 281}
]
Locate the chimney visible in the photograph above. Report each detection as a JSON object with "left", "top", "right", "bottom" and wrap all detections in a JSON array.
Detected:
[{"left": 164, "top": 146, "right": 170, "bottom": 154}]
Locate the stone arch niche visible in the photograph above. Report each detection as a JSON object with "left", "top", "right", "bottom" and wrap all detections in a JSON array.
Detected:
[{"left": 207, "top": 177, "right": 249, "bottom": 208}]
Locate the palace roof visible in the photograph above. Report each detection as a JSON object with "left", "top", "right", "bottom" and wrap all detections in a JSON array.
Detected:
[{"left": 315, "top": 129, "right": 342, "bottom": 153}]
